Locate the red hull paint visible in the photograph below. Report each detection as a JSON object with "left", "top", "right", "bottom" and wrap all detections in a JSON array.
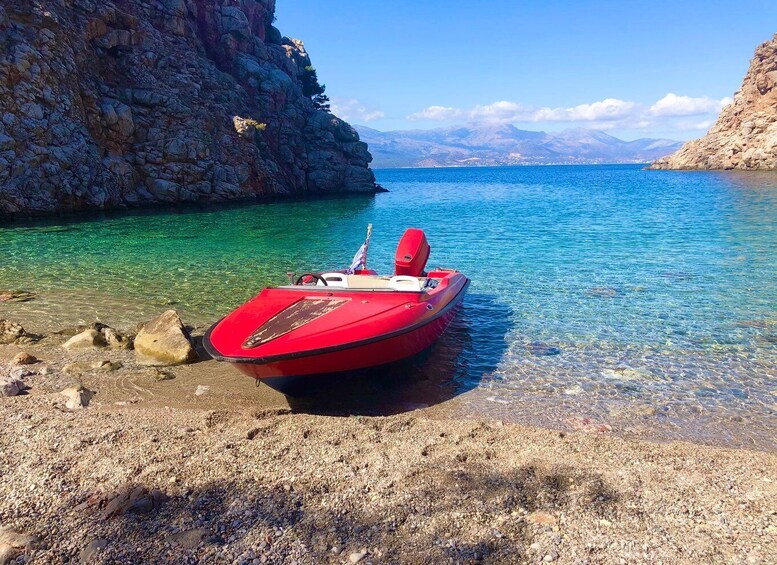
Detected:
[{"left": 203, "top": 270, "right": 469, "bottom": 382}]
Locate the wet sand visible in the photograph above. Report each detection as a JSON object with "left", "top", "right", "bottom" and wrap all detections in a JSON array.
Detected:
[{"left": 0, "top": 308, "right": 776, "bottom": 564}]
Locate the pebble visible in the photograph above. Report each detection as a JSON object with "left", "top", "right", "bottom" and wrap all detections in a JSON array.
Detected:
[
  {"left": 543, "top": 552, "right": 558, "bottom": 562},
  {"left": 349, "top": 550, "right": 368, "bottom": 563},
  {"left": 195, "top": 385, "right": 210, "bottom": 396}
]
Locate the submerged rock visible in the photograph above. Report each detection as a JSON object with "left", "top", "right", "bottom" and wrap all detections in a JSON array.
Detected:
[
  {"left": 529, "top": 342, "right": 562, "bottom": 356},
  {"left": 134, "top": 310, "right": 198, "bottom": 366},
  {"left": 0, "top": 290, "right": 36, "bottom": 303}
]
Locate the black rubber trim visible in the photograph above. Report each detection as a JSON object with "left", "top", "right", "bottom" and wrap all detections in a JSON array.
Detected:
[{"left": 202, "top": 279, "right": 470, "bottom": 365}]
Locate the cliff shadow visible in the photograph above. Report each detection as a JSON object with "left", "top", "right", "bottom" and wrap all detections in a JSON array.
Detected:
[{"left": 285, "top": 292, "right": 511, "bottom": 416}]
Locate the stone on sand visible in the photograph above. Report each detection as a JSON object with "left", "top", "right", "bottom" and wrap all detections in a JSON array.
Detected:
[
  {"left": 63, "top": 329, "right": 106, "bottom": 349},
  {"left": 11, "top": 352, "right": 37, "bottom": 365},
  {"left": 0, "top": 376, "right": 26, "bottom": 397},
  {"left": 60, "top": 385, "right": 95, "bottom": 409},
  {"left": 134, "top": 310, "right": 198, "bottom": 365}
]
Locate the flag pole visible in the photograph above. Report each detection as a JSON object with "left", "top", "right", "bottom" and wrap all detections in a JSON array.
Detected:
[{"left": 363, "top": 224, "right": 373, "bottom": 270}]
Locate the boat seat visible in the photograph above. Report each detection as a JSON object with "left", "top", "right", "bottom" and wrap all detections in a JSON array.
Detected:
[
  {"left": 388, "top": 275, "right": 423, "bottom": 292},
  {"left": 319, "top": 272, "right": 349, "bottom": 288}
]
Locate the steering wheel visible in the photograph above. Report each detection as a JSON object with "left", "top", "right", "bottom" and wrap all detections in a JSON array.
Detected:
[{"left": 295, "top": 273, "right": 328, "bottom": 286}]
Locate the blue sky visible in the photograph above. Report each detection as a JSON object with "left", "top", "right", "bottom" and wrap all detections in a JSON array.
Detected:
[{"left": 276, "top": 0, "right": 777, "bottom": 140}]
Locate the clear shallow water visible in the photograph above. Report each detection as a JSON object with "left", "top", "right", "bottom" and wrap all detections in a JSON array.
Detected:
[{"left": 1, "top": 165, "right": 776, "bottom": 449}]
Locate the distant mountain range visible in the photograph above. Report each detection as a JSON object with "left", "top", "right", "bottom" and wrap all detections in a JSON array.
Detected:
[{"left": 355, "top": 124, "right": 683, "bottom": 169}]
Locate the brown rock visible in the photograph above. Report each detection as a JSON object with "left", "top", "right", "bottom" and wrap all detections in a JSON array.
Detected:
[
  {"left": 527, "top": 511, "right": 558, "bottom": 526},
  {"left": 134, "top": 310, "right": 198, "bottom": 366},
  {"left": 11, "top": 352, "right": 37, "bottom": 365}
]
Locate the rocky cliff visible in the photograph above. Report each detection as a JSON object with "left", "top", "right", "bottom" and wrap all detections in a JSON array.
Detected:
[
  {"left": 0, "top": 0, "right": 377, "bottom": 217},
  {"left": 651, "top": 35, "right": 777, "bottom": 170}
]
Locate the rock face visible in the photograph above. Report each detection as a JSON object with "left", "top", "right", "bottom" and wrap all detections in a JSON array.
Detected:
[
  {"left": 0, "top": 0, "right": 376, "bottom": 217},
  {"left": 134, "top": 309, "right": 198, "bottom": 365},
  {"left": 651, "top": 35, "right": 777, "bottom": 170}
]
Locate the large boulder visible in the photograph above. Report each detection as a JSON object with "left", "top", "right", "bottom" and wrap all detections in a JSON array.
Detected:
[{"left": 134, "top": 310, "right": 198, "bottom": 366}]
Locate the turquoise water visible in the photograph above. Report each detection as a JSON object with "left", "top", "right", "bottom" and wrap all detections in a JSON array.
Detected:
[{"left": 1, "top": 165, "right": 776, "bottom": 448}]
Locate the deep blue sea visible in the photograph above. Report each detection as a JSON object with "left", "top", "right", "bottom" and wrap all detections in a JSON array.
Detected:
[{"left": 1, "top": 164, "right": 776, "bottom": 448}]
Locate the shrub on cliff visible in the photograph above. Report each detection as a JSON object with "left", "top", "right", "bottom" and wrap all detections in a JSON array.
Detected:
[{"left": 301, "top": 65, "right": 330, "bottom": 111}]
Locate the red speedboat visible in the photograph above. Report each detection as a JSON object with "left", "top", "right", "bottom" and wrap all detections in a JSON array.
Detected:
[{"left": 203, "top": 228, "right": 469, "bottom": 393}]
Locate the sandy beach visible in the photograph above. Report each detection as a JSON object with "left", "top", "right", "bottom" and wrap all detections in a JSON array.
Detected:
[{"left": 1, "top": 308, "right": 775, "bottom": 565}]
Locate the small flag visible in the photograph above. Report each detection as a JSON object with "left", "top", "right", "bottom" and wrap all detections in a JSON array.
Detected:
[{"left": 347, "top": 224, "right": 373, "bottom": 274}]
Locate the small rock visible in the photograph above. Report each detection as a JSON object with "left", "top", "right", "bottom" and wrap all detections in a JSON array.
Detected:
[
  {"left": 79, "top": 538, "right": 108, "bottom": 563},
  {"left": 63, "top": 329, "right": 106, "bottom": 349},
  {"left": 527, "top": 511, "right": 558, "bottom": 526},
  {"left": 543, "top": 552, "right": 558, "bottom": 562},
  {"left": 152, "top": 369, "right": 175, "bottom": 381},
  {"left": 0, "top": 376, "right": 26, "bottom": 397},
  {"left": 349, "top": 550, "right": 368, "bottom": 563},
  {"left": 0, "top": 320, "right": 30, "bottom": 345},
  {"left": 165, "top": 528, "right": 211, "bottom": 549},
  {"left": 60, "top": 385, "right": 95, "bottom": 409},
  {"left": 62, "top": 363, "right": 89, "bottom": 377},
  {"left": 195, "top": 385, "right": 209, "bottom": 396},
  {"left": 11, "top": 352, "right": 37, "bottom": 365},
  {"left": 102, "top": 326, "right": 133, "bottom": 350},
  {"left": 10, "top": 367, "right": 35, "bottom": 380},
  {"left": 530, "top": 542, "right": 541, "bottom": 551},
  {"left": 100, "top": 485, "right": 168, "bottom": 518},
  {"left": 92, "top": 360, "right": 122, "bottom": 372}
]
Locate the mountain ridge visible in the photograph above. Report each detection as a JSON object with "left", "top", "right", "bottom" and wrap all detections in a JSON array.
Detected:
[{"left": 355, "top": 124, "right": 682, "bottom": 168}]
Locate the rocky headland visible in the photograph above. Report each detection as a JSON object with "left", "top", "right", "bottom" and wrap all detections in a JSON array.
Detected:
[
  {"left": 651, "top": 34, "right": 777, "bottom": 170},
  {"left": 0, "top": 0, "right": 377, "bottom": 217}
]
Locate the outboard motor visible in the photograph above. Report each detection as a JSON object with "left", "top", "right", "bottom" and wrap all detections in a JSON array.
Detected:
[{"left": 394, "top": 228, "right": 430, "bottom": 277}]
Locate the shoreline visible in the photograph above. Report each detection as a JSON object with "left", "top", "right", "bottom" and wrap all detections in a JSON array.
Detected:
[
  {"left": 1, "top": 304, "right": 776, "bottom": 563},
  {"left": 0, "top": 188, "right": 387, "bottom": 225}
]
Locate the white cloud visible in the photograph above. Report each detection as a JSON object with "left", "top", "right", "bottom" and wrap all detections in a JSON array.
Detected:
[
  {"left": 329, "top": 98, "right": 384, "bottom": 123},
  {"left": 648, "top": 93, "right": 732, "bottom": 117},
  {"left": 407, "top": 105, "right": 463, "bottom": 121},
  {"left": 405, "top": 93, "right": 730, "bottom": 135}
]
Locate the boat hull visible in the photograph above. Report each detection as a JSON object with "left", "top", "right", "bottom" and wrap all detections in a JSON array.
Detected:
[
  {"left": 233, "top": 290, "right": 465, "bottom": 384},
  {"left": 203, "top": 269, "right": 469, "bottom": 392}
]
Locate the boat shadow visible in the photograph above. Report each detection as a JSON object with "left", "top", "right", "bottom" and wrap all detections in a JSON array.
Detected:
[{"left": 285, "top": 292, "right": 511, "bottom": 416}]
